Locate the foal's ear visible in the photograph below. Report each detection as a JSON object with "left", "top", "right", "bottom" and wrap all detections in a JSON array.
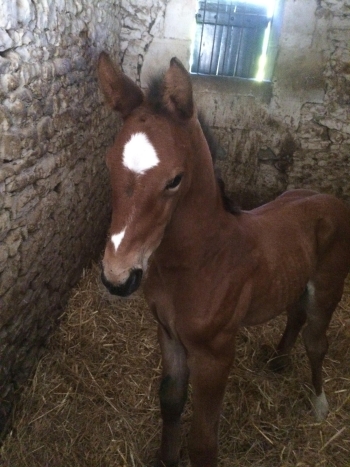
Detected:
[
  {"left": 98, "top": 52, "right": 144, "bottom": 118},
  {"left": 163, "top": 57, "right": 194, "bottom": 120}
]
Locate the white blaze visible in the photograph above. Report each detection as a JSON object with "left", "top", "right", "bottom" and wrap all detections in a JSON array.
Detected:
[
  {"left": 111, "top": 229, "right": 126, "bottom": 252},
  {"left": 123, "top": 132, "right": 159, "bottom": 174}
]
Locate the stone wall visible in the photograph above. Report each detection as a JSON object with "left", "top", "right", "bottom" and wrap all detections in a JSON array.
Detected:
[
  {"left": 287, "top": 0, "right": 350, "bottom": 201},
  {"left": 0, "top": 0, "right": 121, "bottom": 432},
  {"left": 203, "top": 0, "right": 350, "bottom": 207},
  {"left": 118, "top": 0, "right": 170, "bottom": 84},
  {"left": 118, "top": 0, "right": 350, "bottom": 208}
]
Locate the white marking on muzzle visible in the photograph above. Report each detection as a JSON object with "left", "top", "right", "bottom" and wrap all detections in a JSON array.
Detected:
[
  {"left": 123, "top": 132, "right": 159, "bottom": 174},
  {"left": 111, "top": 229, "right": 126, "bottom": 252}
]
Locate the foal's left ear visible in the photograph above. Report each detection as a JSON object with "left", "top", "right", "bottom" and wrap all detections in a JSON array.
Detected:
[
  {"left": 163, "top": 57, "right": 194, "bottom": 120},
  {"left": 98, "top": 52, "right": 144, "bottom": 118}
]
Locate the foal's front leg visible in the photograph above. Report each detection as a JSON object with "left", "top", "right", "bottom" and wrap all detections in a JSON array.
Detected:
[
  {"left": 157, "top": 325, "right": 189, "bottom": 467},
  {"left": 187, "top": 348, "right": 234, "bottom": 467}
]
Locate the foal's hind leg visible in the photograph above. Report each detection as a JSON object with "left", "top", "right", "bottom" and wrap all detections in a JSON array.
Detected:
[
  {"left": 157, "top": 325, "right": 189, "bottom": 467},
  {"left": 302, "top": 281, "right": 343, "bottom": 421},
  {"left": 271, "top": 292, "right": 307, "bottom": 372}
]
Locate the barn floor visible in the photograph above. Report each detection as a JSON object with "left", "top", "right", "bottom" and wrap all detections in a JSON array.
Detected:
[{"left": 1, "top": 264, "right": 350, "bottom": 467}]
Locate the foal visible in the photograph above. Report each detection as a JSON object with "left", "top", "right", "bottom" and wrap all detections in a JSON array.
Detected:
[{"left": 98, "top": 52, "right": 350, "bottom": 467}]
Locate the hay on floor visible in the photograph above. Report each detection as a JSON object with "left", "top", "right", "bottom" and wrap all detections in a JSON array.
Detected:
[{"left": 1, "top": 264, "right": 350, "bottom": 467}]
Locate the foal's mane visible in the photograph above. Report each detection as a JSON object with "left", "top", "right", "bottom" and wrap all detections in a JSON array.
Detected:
[{"left": 147, "top": 75, "right": 241, "bottom": 215}]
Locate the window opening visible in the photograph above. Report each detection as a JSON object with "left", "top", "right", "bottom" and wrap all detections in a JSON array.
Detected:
[{"left": 191, "top": 0, "right": 276, "bottom": 81}]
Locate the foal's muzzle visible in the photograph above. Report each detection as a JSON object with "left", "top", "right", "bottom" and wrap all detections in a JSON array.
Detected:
[{"left": 101, "top": 268, "right": 143, "bottom": 297}]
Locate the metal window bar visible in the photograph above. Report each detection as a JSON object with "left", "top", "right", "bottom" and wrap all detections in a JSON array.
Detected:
[
  {"left": 191, "top": 0, "right": 270, "bottom": 78},
  {"left": 222, "top": 1, "right": 235, "bottom": 74},
  {"left": 209, "top": 0, "right": 221, "bottom": 74}
]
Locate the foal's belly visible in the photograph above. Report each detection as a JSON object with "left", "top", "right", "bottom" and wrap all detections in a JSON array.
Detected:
[{"left": 241, "top": 265, "right": 310, "bottom": 326}]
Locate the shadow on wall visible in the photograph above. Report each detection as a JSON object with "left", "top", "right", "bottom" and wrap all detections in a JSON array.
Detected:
[{"left": 210, "top": 115, "right": 299, "bottom": 210}]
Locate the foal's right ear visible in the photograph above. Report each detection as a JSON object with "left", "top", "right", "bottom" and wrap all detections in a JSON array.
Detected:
[{"left": 98, "top": 52, "right": 144, "bottom": 118}]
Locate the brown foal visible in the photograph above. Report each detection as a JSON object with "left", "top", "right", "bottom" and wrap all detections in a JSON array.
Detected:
[{"left": 98, "top": 52, "right": 350, "bottom": 467}]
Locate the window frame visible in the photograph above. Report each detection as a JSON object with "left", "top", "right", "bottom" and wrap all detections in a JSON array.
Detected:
[{"left": 190, "top": 0, "right": 282, "bottom": 81}]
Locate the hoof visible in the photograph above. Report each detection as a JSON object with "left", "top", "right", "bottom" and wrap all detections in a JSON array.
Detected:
[
  {"left": 312, "top": 390, "right": 329, "bottom": 421},
  {"left": 268, "top": 353, "right": 291, "bottom": 373},
  {"left": 259, "top": 345, "right": 290, "bottom": 372},
  {"left": 153, "top": 456, "right": 179, "bottom": 467}
]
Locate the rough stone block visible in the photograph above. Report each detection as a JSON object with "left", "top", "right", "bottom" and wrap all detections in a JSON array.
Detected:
[
  {"left": 0, "top": 29, "right": 14, "bottom": 51},
  {"left": 0, "top": 134, "right": 22, "bottom": 162}
]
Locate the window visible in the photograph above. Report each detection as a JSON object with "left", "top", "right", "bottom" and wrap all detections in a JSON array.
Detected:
[{"left": 190, "top": 0, "right": 276, "bottom": 81}]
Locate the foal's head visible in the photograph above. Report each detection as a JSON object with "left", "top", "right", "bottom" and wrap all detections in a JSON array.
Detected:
[{"left": 98, "top": 53, "right": 206, "bottom": 296}]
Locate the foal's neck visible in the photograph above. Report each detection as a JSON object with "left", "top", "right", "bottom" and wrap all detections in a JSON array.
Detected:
[{"left": 159, "top": 122, "right": 229, "bottom": 261}]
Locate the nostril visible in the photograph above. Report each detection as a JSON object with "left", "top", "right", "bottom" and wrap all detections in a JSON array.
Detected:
[
  {"left": 100, "top": 268, "right": 143, "bottom": 297},
  {"left": 129, "top": 268, "right": 143, "bottom": 291}
]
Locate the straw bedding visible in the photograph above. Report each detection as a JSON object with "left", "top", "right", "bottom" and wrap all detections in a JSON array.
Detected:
[{"left": 1, "top": 264, "right": 349, "bottom": 467}]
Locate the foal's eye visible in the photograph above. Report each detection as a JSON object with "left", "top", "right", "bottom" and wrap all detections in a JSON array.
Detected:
[{"left": 165, "top": 174, "right": 183, "bottom": 191}]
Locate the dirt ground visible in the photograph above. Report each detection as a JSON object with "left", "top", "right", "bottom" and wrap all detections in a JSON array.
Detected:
[{"left": 1, "top": 264, "right": 349, "bottom": 467}]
